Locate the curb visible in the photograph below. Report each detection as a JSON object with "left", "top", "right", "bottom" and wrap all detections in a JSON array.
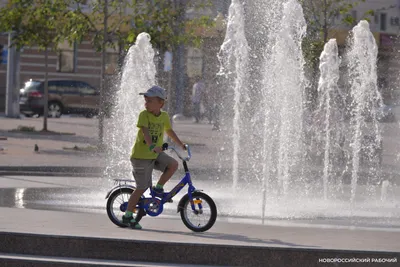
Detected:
[
  {"left": 0, "top": 166, "right": 104, "bottom": 177},
  {"left": 0, "top": 232, "right": 399, "bottom": 267},
  {"left": 0, "top": 171, "right": 101, "bottom": 177}
]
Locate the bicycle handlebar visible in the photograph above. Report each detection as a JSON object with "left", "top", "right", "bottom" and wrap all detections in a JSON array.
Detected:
[{"left": 163, "top": 143, "right": 191, "bottom": 161}]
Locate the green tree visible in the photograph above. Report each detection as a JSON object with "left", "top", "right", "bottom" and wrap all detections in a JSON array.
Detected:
[
  {"left": 0, "top": 0, "right": 87, "bottom": 131},
  {"left": 64, "top": 0, "right": 133, "bottom": 147},
  {"left": 68, "top": 0, "right": 214, "bottom": 145},
  {"left": 300, "top": 0, "right": 373, "bottom": 109},
  {"left": 126, "top": 0, "right": 212, "bottom": 51}
]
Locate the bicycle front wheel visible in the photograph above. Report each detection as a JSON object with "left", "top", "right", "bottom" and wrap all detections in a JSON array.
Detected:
[
  {"left": 106, "top": 188, "right": 145, "bottom": 227},
  {"left": 179, "top": 192, "right": 217, "bottom": 232}
]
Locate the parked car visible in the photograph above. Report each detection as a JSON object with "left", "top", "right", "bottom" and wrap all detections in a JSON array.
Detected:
[{"left": 19, "top": 79, "right": 100, "bottom": 118}]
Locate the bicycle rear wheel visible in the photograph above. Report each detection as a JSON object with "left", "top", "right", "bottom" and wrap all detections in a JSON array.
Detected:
[
  {"left": 179, "top": 192, "right": 217, "bottom": 232},
  {"left": 106, "top": 188, "right": 145, "bottom": 227}
]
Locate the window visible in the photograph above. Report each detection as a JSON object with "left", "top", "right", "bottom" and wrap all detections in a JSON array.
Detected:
[
  {"left": 78, "top": 82, "right": 97, "bottom": 95},
  {"left": 48, "top": 81, "right": 58, "bottom": 93},
  {"left": 105, "top": 52, "right": 119, "bottom": 75},
  {"left": 24, "top": 80, "right": 43, "bottom": 92},
  {"left": 56, "top": 81, "right": 77, "bottom": 94},
  {"left": 374, "top": 12, "right": 379, "bottom": 24},
  {"left": 390, "top": 17, "right": 400, "bottom": 26},
  {"left": 380, "top": 13, "right": 387, "bottom": 31},
  {"left": 57, "top": 41, "right": 76, "bottom": 73},
  {"left": 105, "top": 43, "right": 119, "bottom": 75}
]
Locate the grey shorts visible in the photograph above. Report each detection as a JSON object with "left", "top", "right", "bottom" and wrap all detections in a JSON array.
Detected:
[{"left": 130, "top": 152, "right": 176, "bottom": 190}]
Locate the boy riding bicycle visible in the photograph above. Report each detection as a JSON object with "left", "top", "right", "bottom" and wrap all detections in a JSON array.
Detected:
[{"left": 122, "top": 85, "right": 186, "bottom": 229}]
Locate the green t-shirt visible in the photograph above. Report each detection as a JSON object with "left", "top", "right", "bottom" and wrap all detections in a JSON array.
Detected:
[{"left": 131, "top": 110, "right": 172, "bottom": 159}]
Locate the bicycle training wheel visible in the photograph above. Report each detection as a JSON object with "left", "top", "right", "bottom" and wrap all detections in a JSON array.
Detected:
[
  {"left": 106, "top": 188, "right": 145, "bottom": 227},
  {"left": 179, "top": 191, "right": 217, "bottom": 232}
]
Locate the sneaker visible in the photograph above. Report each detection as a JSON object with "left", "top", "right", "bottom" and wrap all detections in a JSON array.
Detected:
[
  {"left": 122, "top": 215, "right": 133, "bottom": 225},
  {"left": 122, "top": 215, "right": 142, "bottom": 229},
  {"left": 152, "top": 186, "right": 164, "bottom": 197},
  {"left": 129, "top": 220, "right": 142, "bottom": 230}
]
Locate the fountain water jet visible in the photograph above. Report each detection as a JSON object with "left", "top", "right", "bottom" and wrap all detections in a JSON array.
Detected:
[
  {"left": 105, "top": 33, "right": 156, "bottom": 178},
  {"left": 217, "top": 0, "right": 249, "bottom": 189},
  {"left": 346, "top": 20, "right": 382, "bottom": 202},
  {"left": 315, "top": 39, "right": 343, "bottom": 200},
  {"left": 261, "top": 0, "right": 307, "bottom": 197}
]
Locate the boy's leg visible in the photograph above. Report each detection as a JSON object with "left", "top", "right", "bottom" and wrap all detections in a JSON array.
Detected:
[
  {"left": 194, "top": 103, "right": 200, "bottom": 122},
  {"left": 123, "top": 159, "right": 154, "bottom": 229},
  {"left": 154, "top": 152, "right": 178, "bottom": 186},
  {"left": 126, "top": 188, "right": 146, "bottom": 214}
]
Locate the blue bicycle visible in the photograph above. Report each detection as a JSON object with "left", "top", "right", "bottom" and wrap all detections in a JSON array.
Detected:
[{"left": 105, "top": 144, "right": 217, "bottom": 232}]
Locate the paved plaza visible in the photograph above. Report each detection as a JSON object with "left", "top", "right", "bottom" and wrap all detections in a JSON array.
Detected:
[{"left": 0, "top": 115, "right": 400, "bottom": 266}]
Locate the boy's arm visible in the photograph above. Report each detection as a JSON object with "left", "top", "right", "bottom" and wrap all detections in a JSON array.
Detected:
[
  {"left": 141, "top": 127, "right": 154, "bottom": 148},
  {"left": 166, "top": 129, "right": 186, "bottom": 150}
]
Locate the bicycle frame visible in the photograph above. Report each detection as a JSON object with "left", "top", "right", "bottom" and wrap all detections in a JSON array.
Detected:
[
  {"left": 140, "top": 160, "right": 199, "bottom": 216},
  {"left": 161, "top": 165, "right": 195, "bottom": 203}
]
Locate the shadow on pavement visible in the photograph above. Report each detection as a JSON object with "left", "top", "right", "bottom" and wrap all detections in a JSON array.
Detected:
[{"left": 140, "top": 228, "right": 319, "bottom": 248}]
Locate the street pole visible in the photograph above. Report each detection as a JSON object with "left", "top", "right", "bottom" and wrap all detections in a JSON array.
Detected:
[
  {"left": 99, "top": 0, "right": 108, "bottom": 148},
  {"left": 172, "top": 0, "right": 186, "bottom": 115},
  {"left": 43, "top": 47, "right": 49, "bottom": 131},
  {"left": 5, "top": 32, "right": 19, "bottom": 118}
]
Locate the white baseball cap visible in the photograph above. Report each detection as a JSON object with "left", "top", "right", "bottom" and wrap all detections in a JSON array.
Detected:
[{"left": 139, "top": 85, "right": 167, "bottom": 100}]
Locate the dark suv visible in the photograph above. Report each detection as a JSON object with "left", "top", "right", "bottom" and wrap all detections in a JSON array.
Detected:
[{"left": 19, "top": 79, "right": 100, "bottom": 118}]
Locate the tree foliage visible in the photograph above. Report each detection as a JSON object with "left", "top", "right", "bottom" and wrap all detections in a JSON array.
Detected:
[
  {"left": 0, "top": 0, "right": 81, "bottom": 50},
  {"left": 126, "top": 0, "right": 214, "bottom": 51},
  {"left": 0, "top": 0, "right": 88, "bottom": 131},
  {"left": 64, "top": 0, "right": 214, "bottom": 53}
]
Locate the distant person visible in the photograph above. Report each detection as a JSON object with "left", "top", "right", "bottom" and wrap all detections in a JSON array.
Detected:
[
  {"left": 122, "top": 85, "right": 186, "bottom": 229},
  {"left": 192, "top": 78, "right": 205, "bottom": 123},
  {"left": 211, "top": 76, "right": 221, "bottom": 131},
  {"left": 203, "top": 82, "right": 214, "bottom": 124}
]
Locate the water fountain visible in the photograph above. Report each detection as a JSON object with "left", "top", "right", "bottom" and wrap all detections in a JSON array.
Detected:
[
  {"left": 215, "top": 0, "right": 399, "bottom": 226},
  {"left": 346, "top": 20, "right": 383, "bottom": 202},
  {"left": 260, "top": 0, "right": 307, "bottom": 197},
  {"left": 217, "top": 0, "right": 249, "bottom": 189},
  {"left": 105, "top": 32, "right": 156, "bottom": 178},
  {"left": 314, "top": 39, "right": 344, "bottom": 200}
]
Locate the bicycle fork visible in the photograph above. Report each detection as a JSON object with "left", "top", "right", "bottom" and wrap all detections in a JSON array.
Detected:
[
  {"left": 190, "top": 198, "right": 203, "bottom": 215},
  {"left": 177, "top": 190, "right": 204, "bottom": 215}
]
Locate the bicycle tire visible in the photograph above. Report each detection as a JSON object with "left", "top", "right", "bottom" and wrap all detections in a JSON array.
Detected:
[
  {"left": 106, "top": 188, "right": 145, "bottom": 227},
  {"left": 179, "top": 191, "right": 217, "bottom": 232}
]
